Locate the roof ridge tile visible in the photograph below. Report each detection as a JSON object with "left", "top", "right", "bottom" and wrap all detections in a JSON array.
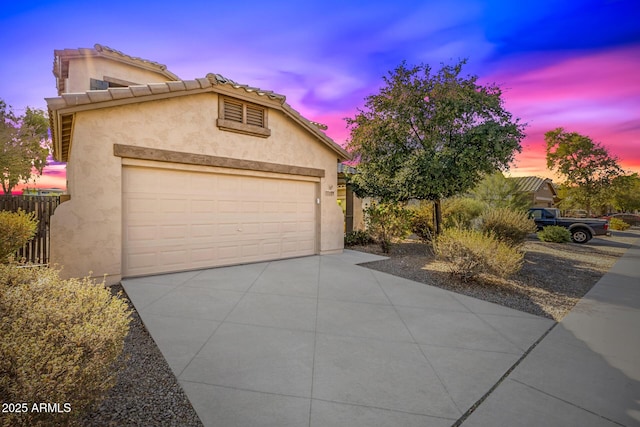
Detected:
[{"left": 148, "top": 83, "right": 171, "bottom": 95}]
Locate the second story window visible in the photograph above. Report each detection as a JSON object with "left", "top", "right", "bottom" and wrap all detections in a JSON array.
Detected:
[{"left": 218, "top": 97, "right": 270, "bottom": 138}]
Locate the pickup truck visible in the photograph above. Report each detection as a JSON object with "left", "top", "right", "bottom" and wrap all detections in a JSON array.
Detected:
[{"left": 528, "top": 208, "right": 611, "bottom": 243}]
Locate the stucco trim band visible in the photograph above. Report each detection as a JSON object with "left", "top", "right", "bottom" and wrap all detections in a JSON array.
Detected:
[{"left": 113, "top": 144, "right": 326, "bottom": 178}]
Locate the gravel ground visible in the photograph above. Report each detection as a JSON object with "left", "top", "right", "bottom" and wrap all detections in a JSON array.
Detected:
[
  {"left": 356, "top": 228, "right": 640, "bottom": 321},
  {"left": 82, "top": 284, "right": 203, "bottom": 427},
  {"left": 82, "top": 228, "right": 638, "bottom": 424}
]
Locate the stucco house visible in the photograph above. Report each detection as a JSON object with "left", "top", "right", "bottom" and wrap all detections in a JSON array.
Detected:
[
  {"left": 47, "top": 44, "right": 349, "bottom": 284},
  {"left": 509, "top": 176, "right": 559, "bottom": 208}
]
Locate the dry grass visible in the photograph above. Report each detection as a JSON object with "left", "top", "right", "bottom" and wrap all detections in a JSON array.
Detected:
[{"left": 354, "top": 229, "right": 639, "bottom": 321}]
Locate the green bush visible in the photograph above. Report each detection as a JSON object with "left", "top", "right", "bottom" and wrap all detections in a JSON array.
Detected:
[
  {"left": 409, "top": 202, "right": 434, "bottom": 241},
  {"left": 0, "top": 265, "right": 131, "bottom": 426},
  {"left": 480, "top": 208, "right": 537, "bottom": 246},
  {"left": 433, "top": 228, "right": 524, "bottom": 281},
  {"left": 537, "top": 225, "right": 572, "bottom": 243},
  {"left": 364, "top": 202, "right": 414, "bottom": 253},
  {"left": 344, "top": 230, "right": 375, "bottom": 246},
  {"left": 609, "top": 218, "right": 630, "bottom": 231},
  {"left": 0, "top": 210, "right": 38, "bottom": 261},
  {"left": 442, "top": 197, "right": 486, "bottom": 229}
]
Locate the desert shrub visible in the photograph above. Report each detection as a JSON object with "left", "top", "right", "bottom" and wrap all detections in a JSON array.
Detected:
[
  {"left": 609, "top": 218, "right": 630, "bottom": 231},
  {"left": 433, "top": 228, "right": 524, "bottom": 281},
  {"left": 0, "top": 210, "right": 38, "bottom": 261},
  {"left": 480, "top": 208, "right": 537, "bottom": 246},
  {"left": 442, "top": 197, "right": 486, "bottom": 229},
  {"left": 365, "top": 202, "right": 414, "bottom": 253},
  {"left": 0, "top": 265, "right": 131, "bottom": 426},
  {"left": 408, "top": 202, "right": 435, "bottom": 241},
  {"left": 344, "top": 230, "right": 375, "bottom": 246},
  {"left": 537, "top": 225, "right": 572, "bottom": 243}
]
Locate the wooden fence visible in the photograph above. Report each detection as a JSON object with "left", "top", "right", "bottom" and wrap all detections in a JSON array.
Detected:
[{"left": 0, "top": 195, "right": 61, "bottom": 264}]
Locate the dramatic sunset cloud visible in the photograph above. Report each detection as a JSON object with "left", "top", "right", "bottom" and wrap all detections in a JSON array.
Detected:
[
  {"left": 1, "top": 0, "right": 638, "bottom": 193},
  {"left": 484, "top": 45, "right": 640, "bottom": 177}
]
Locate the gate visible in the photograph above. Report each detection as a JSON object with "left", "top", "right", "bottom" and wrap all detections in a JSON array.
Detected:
[{"left": 0, "top": 195, "right": 61, "bottom": 264}]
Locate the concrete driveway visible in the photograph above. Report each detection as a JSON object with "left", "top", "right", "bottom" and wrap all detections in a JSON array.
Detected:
[{"left": 122, "top": 250, "right": 553, "bottom": 427}]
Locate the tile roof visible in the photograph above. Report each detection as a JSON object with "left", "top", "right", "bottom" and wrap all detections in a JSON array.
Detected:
[
  {"left": 47, "top": 74, "right": 350, "bottom": 162},
  {"left": 207, "top": 73, "right": 285, "bottom": 101},
  {"left": 93, "top": 44, "right": 179, "bottom": 80},
  {"left": 510, "top": 176, "right": 555, "bottom": 193},
  {"left": 53, "top": 44, "right": 180, "bottom": 94},
  {"left": 46, "top": 78, "right": 214, "bottom": 110}
]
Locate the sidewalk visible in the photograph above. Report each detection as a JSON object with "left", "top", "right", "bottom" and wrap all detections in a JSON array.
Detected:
[{"left": 462, "top": 236, "right": 640, "bottom": 426}]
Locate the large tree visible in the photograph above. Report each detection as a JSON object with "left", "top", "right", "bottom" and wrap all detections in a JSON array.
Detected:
[
  {"left": 0, "top": 100, "right": 50, "bottom": 195},
  {"left": 346, "top": 61, "right": 525, "bottom": 233},
  {"left": 545, "top": 128, "right": 622, "bottom": 215}
]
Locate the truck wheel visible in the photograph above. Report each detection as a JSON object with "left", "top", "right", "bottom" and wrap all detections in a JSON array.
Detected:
[{"left": 571, "top": 228, "right": 591, "bottom": 244}]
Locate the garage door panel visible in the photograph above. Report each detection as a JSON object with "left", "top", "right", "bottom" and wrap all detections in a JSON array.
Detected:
[
  {"left": 191, "top": 224, "right": 216, "bottom": 236},
  {"left": 159, "top": 198, "right": 186, "bottom": 213},
  {"left": 240, "top": 222, "right": 261, "bottom": 236},
  {"left": 263, "top": 201, "right": 279, "bottom": 212},
  {"left": 190, "top": 173, "right": 218, "bottom": 192},
  {"left": 128, "top": 251, "right": 157, "bottom": 269},
  {"left": 299, "top": 221, "right": 315, "bottom": 233},
  {"left": 123, "top": 167, "right": 317, "bottom": 276},
  {"left": 127, "top": 225, "right": 157, "bottom": 241},
  {"left": 241, "top": 243, "right": 260, "bottom": 257},
  {"left": 159, "top": 249, "right": 188, "bottom": 266},
  {"left": 127, "top": 196, "right": 157, "bottom": 214},
  {"left": 282, "top": 222, "right": 298, "bottom": 233},
  {"left": 191, "top": 199, "right": 216, "bottom": 212},
  {"left": 218, "top": 244, "right": 241, "bottom": 261},
  {"left": 242, "top": 201, "right": 260, "bottom": 212},
  {"left": 192, "top": 247, "right": 216, "bottom": 263},
  {"left": 262, "top": 222, "right": 281, "bottom": 234},
  {"left": 159, "top": 225, "right": 187, "bottom": 240},
  {"left": 262, "top": 241, "right": 281, "bottom": 256}
]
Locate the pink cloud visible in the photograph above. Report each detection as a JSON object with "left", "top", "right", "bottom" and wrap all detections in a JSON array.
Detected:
[
  {"left": 12, "top": 163, "right": 67, "bottom": 195},
  {"left": 485, "top": 45, "right": 640, "bottom": 178}
]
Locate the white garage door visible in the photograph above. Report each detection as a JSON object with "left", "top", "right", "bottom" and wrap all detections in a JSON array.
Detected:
[{"left": 122, "top": 166, "right": 317, "bottom": 277}]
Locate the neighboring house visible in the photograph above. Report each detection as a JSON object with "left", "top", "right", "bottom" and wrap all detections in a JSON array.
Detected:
[
  {"left": 47, "top": 44, "right": 349, "bottom": 284},
  {"left": 509, "top": 176, "right": 559, "bottom": 208},
  {"left": 22, "top": 188, "right": 66, "bottom": 196}
]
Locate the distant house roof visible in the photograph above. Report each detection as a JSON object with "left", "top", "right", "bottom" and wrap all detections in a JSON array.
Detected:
[
  {"left": 47, "top": 73, "right": 349, "bottom": 162},
  {"left": 337, "top": 163, "right": 357, "bottom": 174},
  {"left": 510, "top": 176, "right": 557, "bottom": 195},
  {"left": 53, "top": 44, "right": 180, "bottom": 94}
]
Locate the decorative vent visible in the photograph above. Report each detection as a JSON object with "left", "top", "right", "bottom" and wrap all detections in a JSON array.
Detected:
[
  {"left": 217, "top": 97, "right": 270, "bottom": 138},
  {"left": 224, "top": 99, "right": 243, "bottom": 123},
  {"left": 246, "top": 105, "right": 264, "bottom": 127}
]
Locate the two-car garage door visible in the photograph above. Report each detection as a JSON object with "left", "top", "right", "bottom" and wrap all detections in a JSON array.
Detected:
[{"left": 122, "top": 166, "right": 318, "bottom": 277}]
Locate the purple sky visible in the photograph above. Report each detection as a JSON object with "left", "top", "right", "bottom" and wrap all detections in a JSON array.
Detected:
[{"left": 1, "top": 0, "right": 639, "bottom": 191}]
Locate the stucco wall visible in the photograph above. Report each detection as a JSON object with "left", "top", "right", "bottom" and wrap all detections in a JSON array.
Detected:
[
  {"left": 65, "top": 57, "right": 172, "bottom": 93},
  {"left": 50, "top": 92, "right": 344, "bottom": 283}
]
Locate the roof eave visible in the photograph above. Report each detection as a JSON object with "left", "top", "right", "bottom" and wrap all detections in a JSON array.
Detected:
[{"left": 46, "top": 77, "right": 351, "bottom": 163}]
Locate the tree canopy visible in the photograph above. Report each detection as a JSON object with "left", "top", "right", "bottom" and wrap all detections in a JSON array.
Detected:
[
  {"left": 609, "top": 173, "right": 640, "bottom": 213},
  {"left": 346, "top": 60, "right": 525, "bottom": 232},
  {"left": 470, "top": 172, "right": 531, "bottom": 211},
  {"left": 545, "top": 128, "right": 622, "bottom": 214},
  {"left": 0, "top": 100, "right": 50, "bottom": 195}
]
